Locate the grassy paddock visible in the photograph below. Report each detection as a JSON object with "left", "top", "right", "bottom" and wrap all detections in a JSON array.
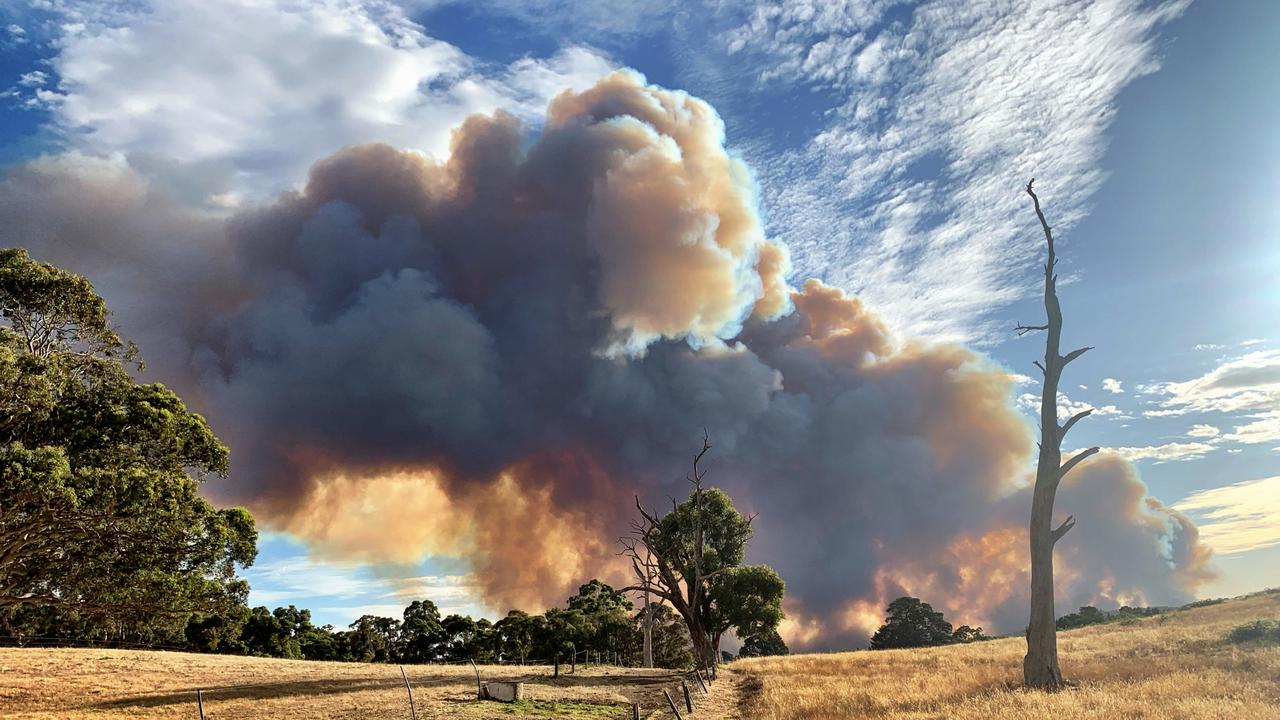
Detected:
[
  {"left": 1, "top": 591, "right": 1276, "bottom": 718},
  {"left": 0, "top": 652, "right": 740, "bottom": 719},
  {"left": 730, "top": 589, "right": 1280, "bottom": 719}
]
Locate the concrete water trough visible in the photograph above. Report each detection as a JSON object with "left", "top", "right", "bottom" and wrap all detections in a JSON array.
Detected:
[{"left": 481, "top": 681, "right": 524, "bottom": 703}]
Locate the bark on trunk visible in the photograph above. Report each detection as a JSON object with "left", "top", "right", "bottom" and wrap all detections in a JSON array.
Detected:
[
  {"left": 642, "top": 588, "right": 654, "bottom": 669},
  {"left": 1020, "top": 179, "right": 1098, "bottom": 690}
]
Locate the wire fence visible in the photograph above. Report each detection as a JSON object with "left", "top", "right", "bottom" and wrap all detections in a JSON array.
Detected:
[{"left": 3, "top": 636, "right": 722, "bottom": 718}]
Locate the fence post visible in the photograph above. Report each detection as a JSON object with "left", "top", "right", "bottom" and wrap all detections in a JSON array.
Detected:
[
  {"left": 196, "top": 689, "right": 205, "bottom": 720},
  {"left": 569, "top": 643, "right": 576, "bottom": 673},
  {"left": 400, "top": 666, "right": 417, "bottom": 720},
  {"left": 683, "top": 681, "right": 693, "bottom": 713},
  {"left": 554, "top": 654, "right": 560, "bottom": 678},
  {"left": 663, "top": 689, "right": 684, "bottom": 720},
  {"left": 692, "top": 669, "right": 707, "bottom": 694},
  {"left": 631, "top": 702, "right": 641, "bottom": 720}
]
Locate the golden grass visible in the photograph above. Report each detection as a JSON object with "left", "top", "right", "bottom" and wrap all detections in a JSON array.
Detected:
[
  {"left": 2, "top": 592, "right": 1276, "bottom": 719},
  {"left": 730, "top": 590, "right": 1280, "bottom": 719},
  {"left": 0, "top": 650, "right": 740, "bottom": 719}
]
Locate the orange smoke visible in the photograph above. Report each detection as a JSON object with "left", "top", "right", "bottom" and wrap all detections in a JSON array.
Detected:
[{"left": 274, "top": 451, "right": 632, "bottom": 613}]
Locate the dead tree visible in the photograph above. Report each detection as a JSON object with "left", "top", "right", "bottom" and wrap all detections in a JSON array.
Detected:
[
  {"left": 620, "top": 433, "right": 738, "bottom": 670},
  {"left": 1017, "top": 179, "right": 1099, "bottom": 689},
  {"left": 635, "top": 547, "right": 657, "bottom": 668}
]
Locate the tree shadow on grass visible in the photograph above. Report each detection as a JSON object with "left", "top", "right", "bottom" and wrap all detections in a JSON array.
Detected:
[
  {"left": 540, "top": 673, "right": 688, "bottom": 689},
  {"left": 735, "top": 672, "right": 763, "bottom": 718},
  {"left": 87, "top": 674, "right": 465, "bottom": 710}
]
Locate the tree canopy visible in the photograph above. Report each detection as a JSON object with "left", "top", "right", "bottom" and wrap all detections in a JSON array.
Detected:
[
  {"left": 0, "top": 247, "right": 256, "bottom": 631},
  {"left": 738, "top": 627, "right": 789, "bottom": 657},
  {"left": 869, "top": 597, "right": 955, "bottom": 650},
  {"left": 623, "top": 435, "right": 786, "bottom": 667}
]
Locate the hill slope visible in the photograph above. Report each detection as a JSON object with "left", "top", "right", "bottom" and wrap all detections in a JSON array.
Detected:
[
  {"left": 732, "top": 589, "right": 1280, "bottom": 719},
  {"left": 0, "top": 590, "right": 1276, "bottom": 718}
]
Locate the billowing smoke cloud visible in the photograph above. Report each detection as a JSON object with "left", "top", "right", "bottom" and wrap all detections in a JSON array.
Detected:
[{"left": 0, "top": 71, "right": 1212, "bottom": 647}]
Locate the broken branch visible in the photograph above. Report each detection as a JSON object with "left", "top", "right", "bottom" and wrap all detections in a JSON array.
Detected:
[
  {"left": 1051, "top": 515, "right": 1076, "bottom": 544},
  {"left": 1058, "top": 408, "right": 1093, "bottom": 442},
  {"left": 1056, "top": 447, "right": 1100, "bottom": 484}
]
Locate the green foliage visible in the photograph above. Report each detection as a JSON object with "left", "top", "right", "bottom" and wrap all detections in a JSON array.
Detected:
[
  {"left": 707, "top": 564, "right": 784, "bottom": 641},
  {"left": 1227, "top": 620, "right": 1280, "bottom": 645},
  {"left": 652, "top": 487, "right": 751, "bottom": 582},
  {"left": 869, "top": 597, "right": 954, "bottom": 650},
  {"left": 642, "top": 479, "right": 785, "bottom": 662},
  {"left": 346, "top": 614, "right": 401, "bottom": 663},
  {"left": 1056, "top": 604, "right": 1164, "bottom": 631},
  {"left": 0, "top": 247, "right": 256, "bottom": 634},
  {"left": 951, "top": 624, "right": 988, "bottom": 643},
  {"left": 644, "top": 604, "right": 694, "bottom": 669},
  {"left": 240, "top": 605, "right": 319, "bottom": 659},
  {"left": 568, "top": 579, "right": 632, "bottom": 617},
  {"left": 738, "top": 627, "right": 789, "bottom": 657},
  {"left": 399, "top": 599, "right": 445, "bottom": 663}
]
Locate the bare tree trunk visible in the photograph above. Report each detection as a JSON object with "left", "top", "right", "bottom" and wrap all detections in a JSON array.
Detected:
[
  {"left": 642, "top": 585, "right": 654, "bottom": 668},
  {"left": 1018, "top": 179, "right": 1099, "bottom": 690}
]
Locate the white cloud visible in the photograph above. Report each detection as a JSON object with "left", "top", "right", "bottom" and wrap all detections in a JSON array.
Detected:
[
  {"left": 1017, "top": 390, "right": 1126, "bottom": 421},
  {"left": 318, "top": 604, "right": 408, "bottom": 623},
  {"left": 1222, "top": 411, "right": 1280, "bottom": 446},
  {"left": 1186, "top": 424, "right": 1220, "bottom": 439},
  {"left": 244, "top": 547, "right": 486, "bottom": 624},
  {"left": 17, "top": 71, "right": 47, "bottom": 87},
  {"left": 246, "top": 554, "right": 382, "bottom": 601},
  {"left": 1240, "top": 338, "right": 1268, "bottom": 347},
  {"left": 1194, "top": 343, "right": 1226, "bottom": 351},
  {"left": 1101, "top": 442, "right": 1216, "bottom": 463},
  {"left": 1173, "top": 475, "right": 1280, "bottom": 554},
  {"left": 719, "top": 0, "right": 1189, "bottom": 343},
  {"left": 1146, "top": 350, "right": 1280, "bottom": 417},
  {"left": 1102, "top": 378, "right": 1124, "bottom": 394},
  {"left": 34, "top": 0, "right": 615, "bottom": 200}
]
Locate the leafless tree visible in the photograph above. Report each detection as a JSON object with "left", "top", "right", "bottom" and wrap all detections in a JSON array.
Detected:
[
  {"left": 626, "top": 544, "right": 658, "bottom": 668},
  {"left": 1016, "top": 179, "right": 1100, "bottom": 689}
]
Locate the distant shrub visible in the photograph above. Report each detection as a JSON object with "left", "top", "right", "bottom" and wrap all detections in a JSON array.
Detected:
[
  {"left": 951, "top": 625, "right": 990, "bottom": 643},
  {"left": 1057, "top": 605, "right": 1164, "bottom": 630},
  {"left": 1228, "top": 620, "right": 1280, "bottom": 645},
  {"left": 1180, "top": 598, "right": 1225, "bottom": 611}
]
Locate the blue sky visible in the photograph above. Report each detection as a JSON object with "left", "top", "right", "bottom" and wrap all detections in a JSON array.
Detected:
[{"left": 2, "top": 0, "right": 1277, "bottom": 628}]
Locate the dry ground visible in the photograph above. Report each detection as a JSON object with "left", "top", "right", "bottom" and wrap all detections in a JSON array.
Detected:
[
  {"left": 2, "top": 591, "right": 1276, "bottom": 719},
  {"left": 731, "top": 589, "right": 1280, "bottom": 719},
  {"left": 0, "top": 652, "right": 740, "bottom": 719}
]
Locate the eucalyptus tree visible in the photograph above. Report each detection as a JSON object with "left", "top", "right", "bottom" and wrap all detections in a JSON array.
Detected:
[{"left": 0, "top": 248, "right": 256, "bottom": 631}]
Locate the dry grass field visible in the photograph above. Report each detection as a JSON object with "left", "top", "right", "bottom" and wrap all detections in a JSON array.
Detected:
[
  {"left": 2, "top": 590, "right": 1276, "bottom": 719},
  {"left": 732, "top": 589, "right": 1280, "bottom": 719},
  {"left": 0, "top": 652, "right": 741, "bottom": 719}
]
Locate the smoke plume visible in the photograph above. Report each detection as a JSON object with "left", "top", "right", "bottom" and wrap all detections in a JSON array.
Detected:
[{"left": 0, "top": 70, "right": 1212, "bottom": 647}]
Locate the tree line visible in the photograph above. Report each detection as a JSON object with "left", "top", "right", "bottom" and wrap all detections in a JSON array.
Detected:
[{"left": 1, "top": 577, "right": 709, "bottom": 666}]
